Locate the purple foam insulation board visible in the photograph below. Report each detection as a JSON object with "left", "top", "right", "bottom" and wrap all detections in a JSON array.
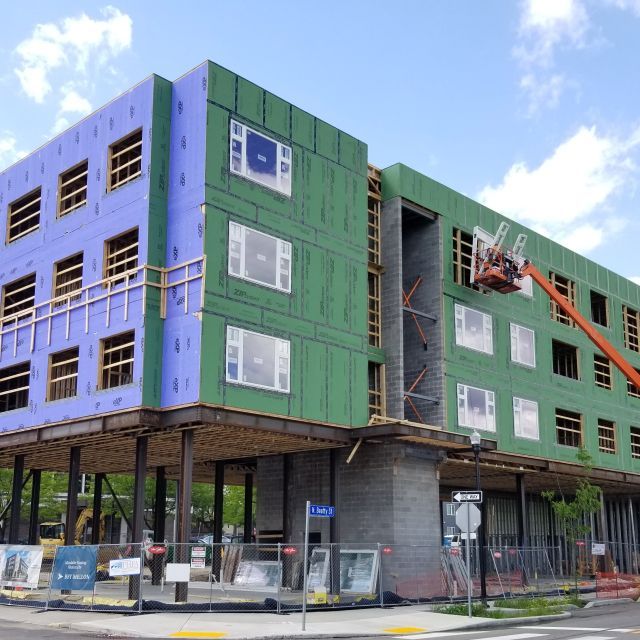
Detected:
[
  {"left": 160, "top": 64, "right": 208, "bottom": 407},
  {"left": 0, "top": 77, "right": 156, "bottom": 433}
]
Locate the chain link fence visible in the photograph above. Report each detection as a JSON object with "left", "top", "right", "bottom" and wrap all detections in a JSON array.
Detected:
[{"left": 0, "top": 541, "right": 637, "bottom": 612}]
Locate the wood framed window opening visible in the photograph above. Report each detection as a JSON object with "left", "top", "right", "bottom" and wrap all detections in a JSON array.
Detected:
[
  {"left": 597, "top": 418, "right": 616, "bottom": 454},
  {"left": 0, "top": 361, "right": 30, "bottom": 413},
  {"left": 556, "top": 408, "right": 582, "bottom": 447},
  {"left": 623, "top": 305, "right": 640, "bottom": 353},
  {"left": 552, "top": 339, "right": 580, "bottom": 379},
  {"left": 2, "top": 273, "right": 36, "bottom": 324},
  {"left": 453, "top": 228, "right": 484, "bottom": 292},
  {"left": 104, "top": 228, "right": 138, "bottom": 286},
  {"left": 58, "top": 160, "right": 88, "bottom": 217},
  {"left": 100, "top": 331, "right": 135, "bottom": 389},
  {"left": 549, "top": 272, "right": 576, "bottom": 327},
  {"left": 593, "top": 354, "right": 612, "bottom": 389},
  {"left": 367, "top": 165, "right": 382, "bottom": 265},
  {"left": 53, "top": 253, "right": 83, "bottom": 307},
  {"left": 368, "top": 362, "right": 385, "bottom": 418},
  {"left": 628, "top": 367, "right": 640, "bottom": 398},
  {"left": 631, "top": 427, "right": 640, "bottom": 459},
  {"left": 590, "top": 290, "right": 608, "bottom": 327},
  {"left": 107, "top": 129, "right": 142, "bottom": 192},
  {"left": 7, "top": 187, "right": 41, "bottom": 243},
  {"left": 48, "top": 347, "right": 79, "bottom": 401},
  {"left": 368, "top": 270, "right": 381, "bottom": 348}
]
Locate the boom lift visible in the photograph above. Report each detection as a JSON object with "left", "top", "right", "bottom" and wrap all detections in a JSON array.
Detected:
[{"left": 472, "top": 223, "right": 640, "bottom": 391}]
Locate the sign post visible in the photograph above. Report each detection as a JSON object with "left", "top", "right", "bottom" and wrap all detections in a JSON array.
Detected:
[
  {"left": 454, "top": 498, "right": 482, "bottom": 619},
  {"left": 302, "top": 502, "right": 335, "bottom": 631}
]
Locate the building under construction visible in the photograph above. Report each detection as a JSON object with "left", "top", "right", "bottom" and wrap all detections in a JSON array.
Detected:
[{"left": 0, "top": 61, "right": 639, "bottom": 569}]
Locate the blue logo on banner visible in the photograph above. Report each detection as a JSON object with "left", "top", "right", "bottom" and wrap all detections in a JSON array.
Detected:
[
  {"left": 309, "top": 504, "right": 335, "bottom": 518},
  {"left": 51, "top": 546, "right": 97, "bottom": 591}
]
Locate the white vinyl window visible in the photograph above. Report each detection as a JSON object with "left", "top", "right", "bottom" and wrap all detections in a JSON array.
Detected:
[
  {"left": 518, "top": 275, "right": 533, "bottom": 297},
  {"left": 445, "top": 503, "right": 456, "bottom": 516},
  {"left": 226, "top": 326, "right": 290, "bottom": 393},
  {"left": 513, "top": 397, "right": 539, "bottom": 440},
  {"left": 454, "top": 304, "right": 493, "bottom": 354},
  {"left": 510, "top": 323, "right": 536, "bottom": 367},
  {"left": 228, "top": 222, "right": 291, "bottom": 293},
  {"left": 230, "top": 120, "right": 292, "bottom": 196},
  {"left": 457, "top": 383, "right": 495, "bottom": 432}
]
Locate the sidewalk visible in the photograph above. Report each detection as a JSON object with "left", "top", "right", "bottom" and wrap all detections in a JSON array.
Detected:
[{"left": 0, "top": 604, "right": 511, "bottom": 639}]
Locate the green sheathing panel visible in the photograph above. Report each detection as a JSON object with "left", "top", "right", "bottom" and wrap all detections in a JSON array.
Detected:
[
  {"left": 142, "top": 75, "right": 172, "bottom": 407},
  {"left": 383, "top": 163, "right": 640, "bottom": 473},
  {"left": 201, "top": 61, "right": 368, "bottom": 426}
]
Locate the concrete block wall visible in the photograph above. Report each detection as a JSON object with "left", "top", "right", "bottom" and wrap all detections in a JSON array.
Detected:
[
  {"left": 256, "top": 455, "right": 285, "bottom": 533},
  {"left": 401, "top": 214, "right": 445, "bottom": 426}
]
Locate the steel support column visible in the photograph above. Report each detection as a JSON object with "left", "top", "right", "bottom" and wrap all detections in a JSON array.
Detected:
[
  {"left": 175, "top": 430, "right": 193, "bottom": 602},
  {"left": 28, "top": 469, "right": 41, "bottom": 545},
  {"left": 151, "top": 466, "right": 166, "bottom": 585},
  {"left": 243, "top": 472, "right": 253, "bottom": 543},
  {"left": 329, "top": 448, "right": 341, "bottom": 595},
  {"left": 282, "top": 453, "right": 290, "bottom": 541},
  {"left": 91, "top": 473, "right": 104, "bottom": 545},
  {"left": 8, "top": 455, "right": 25, "bottom": 544},
  {"left": 64, "top": 447, "right": 81, "bottom": 546},
  {"left": 212, "top": 461, "right": 225, "bottom": 581},
  {"left": 129, "top": 436, "right": 147, "bottom": 601},
  {"left": 516, "top": 474, "right": 529, "bottom": 547}
]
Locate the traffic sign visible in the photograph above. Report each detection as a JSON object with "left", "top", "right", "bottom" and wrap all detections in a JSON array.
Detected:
[
  {"left": 308, "top": 504, "right": 335, "bottom": 517},
  {"left": 455, "top": 503, "right": 481, "bottom": 533},
  {"left": 452, "top": 491, "right": 483, "bottom": 503}
]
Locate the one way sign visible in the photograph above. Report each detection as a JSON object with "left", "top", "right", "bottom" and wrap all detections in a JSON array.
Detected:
[{"left": 452, "top": 490, "right": 483, "bottom": 503}]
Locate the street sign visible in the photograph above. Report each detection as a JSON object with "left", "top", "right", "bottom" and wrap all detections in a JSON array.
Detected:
[
  {"left": 308, "top": 504, "right": 335, "bottom": 518},
  {"left": 452, "top": 491, "right": 483, "bottom": 503},
  {"left": 50, "top": 546, "right": 97, "bottom": 591},
  {"left": 455, "top": 503, "right": 481, "bottom": 533}
]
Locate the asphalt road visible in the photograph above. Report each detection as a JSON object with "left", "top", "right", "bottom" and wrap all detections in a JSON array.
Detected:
[{"left": 0, "top": 623, "right": 141, "bottom": 639}]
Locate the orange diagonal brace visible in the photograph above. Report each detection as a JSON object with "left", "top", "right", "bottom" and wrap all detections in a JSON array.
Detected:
[{"left": 403, "top": 277, "right": 428, "bottom": 347}]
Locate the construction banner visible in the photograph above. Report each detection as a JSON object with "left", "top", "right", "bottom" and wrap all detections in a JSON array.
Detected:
[
  {"left": 0, "top": 545, "right": 44, "bottom": 589},
  {"left": 51, "top": 545, "right": 97, "bottom": 591}
]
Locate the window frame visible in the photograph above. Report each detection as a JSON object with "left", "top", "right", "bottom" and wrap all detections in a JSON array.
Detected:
[
  {"left": 227, "top": 221, "right": 291, "bottom": 293},
  {"left": 452, "top": 228, "right": 486, "bottom": 293},
  {"left": 628, "top": 367, "right": 640, "bottom": 398},
  {"left": 555, "top": 408, "right": 583, "bottom": 448},
  {"left": 623, "top": 305, "right": 640, "bottom": 353},
  {"left": 593, "top": 354, "right": 612, "bottom": 390},
  {"left": 549, "top": 271, "right": 577, "bottom": 327},
  {"left": 454, "top": 304, "right": 493, "bottom": 355},
  {"left": 631, "top": 427, "right": 640, "bottom": 459},
  {"left": 552, "top": 339, "right": 580, "bottom": 380},
  {"left": 107, "top": 128, "right": 142, "bottom": 193},
  {"left": 53, "top": 253, "right": 83, "bottom": 307},
  {"left": 229, "top": 119, "right": 292, "bottom": 197},
  {"left": 47, "top": 347, "right": 80, "bottom": 402},
  {"left": 57, "top": 159, "right": 88, "bottom": 218},
  {"left": 590, "top": 290, "right": 609, "bottom": 327},
  {"left": 513, "top": 396, "right": 539, "bottom": 440},
  {"left": 0, "top": 361, "right": 30, "bottom": 413},
  {"left": 225, "top": 326, "right": 290, "bottom": 393},
  {"left": 510, "top": 322, "right": 536, "bottom": 367},
  {"left": 456, "top": 383, "right": 496, "bottom": 432},
  {"left": 6, "top": 187, "right": 41, "bottom": 244},
  {"left": 2, "top": 273, "right": 36, "bottom": 325},
  {"left": 597, "top": 418, "right": 616, "bottom": 455},
  {"left": 99, "top": 331, "right": 135, "bottom": 390},
  {"left": 104, "top": 228, "right": 139, "bottom": 286}
]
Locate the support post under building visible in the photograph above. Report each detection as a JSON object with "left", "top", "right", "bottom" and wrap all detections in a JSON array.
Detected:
[
  {"left": 516, "top": 474, "right": 529, "bottom": 548},
  {"left": 212, "top": 461, "right": 225, "bottom": 580},
  {"left": 243, "top": 472, "right": 253, "bottom": 543},
  {"left": 175, "top": 430, "right": 193, "bottom": 602},
  {"left": 28, "top": 469, "right": 41, "bottom": 545},
  {"left": 129, "top": 436, "right": 147, "bottom": 601},
  {"left": 151, "top": 466, "right": 166, "bottom": 585},
  {"left": 8, "top": 455, "right": 25, "bottom": 544},
  {"left": 91, "top": 474, "right": 104, "bottom": 545},
  {"left": 64, "top": 447, "right": 81, "bottom": 546}
]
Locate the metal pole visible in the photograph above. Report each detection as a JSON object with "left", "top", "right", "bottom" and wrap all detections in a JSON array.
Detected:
[
  {"left": 176, "top": 430, "right": 193, "bottom": 603},
  {"left": 152, "top": 466, "right": 166, "bottom": 586},
  {"left": 91, "top": 473, "right": 104, "bottom": 545},
  {"left": 65, "top": 447, "right": 81, "bottom": 546},
  {"left": 130, "top": 436, "right": 147, "bottom": 601},
  {"left": 474, "top": 446, "right": 487, "bottom": 601},
  {"left": 8, "top": 455, "right": 25, "bottom": 544},
  {"left": 466, "top": 505, "right": 472, "bottom": 618},
  {"left": 243, "top": 472, "right": 253, "bottom": 543},
  {"left": 28, "top": 469, "right": 41, "bottom": 545},
  {"left": 302, "top": 500, "right": 310, "bottom": 631}
]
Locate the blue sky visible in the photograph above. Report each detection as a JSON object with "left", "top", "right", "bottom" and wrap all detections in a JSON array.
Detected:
[{"left": 1, "top": 1, "right": 639, "bottom": 280}]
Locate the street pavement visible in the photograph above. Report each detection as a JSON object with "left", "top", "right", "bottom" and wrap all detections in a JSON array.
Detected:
[{"left": 0, "top": 599, "right": 634, "bottom": 639}]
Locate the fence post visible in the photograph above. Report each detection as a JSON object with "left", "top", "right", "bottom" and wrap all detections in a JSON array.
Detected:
[
  {"left": 139, "top": 544, "right": 144, "bottom": 613},
  {"left": 378, "top": 543, "right": 384, "bottom": 608},
  {"left": 277, "top": 543, "right": 282, "bottom": 615},
  {"left": 45, "top": 545, "right": 57, "bottom": 611}
]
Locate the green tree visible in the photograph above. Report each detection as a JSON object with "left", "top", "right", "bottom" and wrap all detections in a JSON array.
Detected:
[{"left": 542, "top": 447, "right": 602, "bottom": 588}]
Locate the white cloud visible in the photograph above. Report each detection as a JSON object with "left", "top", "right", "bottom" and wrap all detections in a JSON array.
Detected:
[
  {"left": 478, "top": 125, "right": 640, "bottom": 253},
  {"left": 13, "top": 6, "right": 132, "bottom": 103},
  {"left": 519, "top": 73, "right": 565, "bottom": 115},
  {"left": 606, "top": 0, "right": 640, "bottom": 16},
  {"left": 0, "top": 133, "right": 27, "bottom": 171},
  {"left": 59, "top": 87, "right": 92, "bottom": 116},
  {"left": 629, "top": 276, "right": 640, "bottom": 286}
]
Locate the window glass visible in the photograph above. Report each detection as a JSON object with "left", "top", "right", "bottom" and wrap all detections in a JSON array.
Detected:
[
  {"left": 456, "top": 383, "right": 495, "bottom": 432},
  {"left": 454, "top": 304, "right": 493, "bottom": 354},
  {"left": 513, "top": 397, "right": 539, "bottom": 440},
  {"left": 510, "top": 323, "right": 536, "bottom": 367},
  {"left": 230, "top": 120, "right": 292, "bottom": 196}
]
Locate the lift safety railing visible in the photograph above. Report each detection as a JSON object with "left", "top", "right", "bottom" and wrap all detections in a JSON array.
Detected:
[{"left": 0, "top": 256, "right": 205, "bottom": 361}]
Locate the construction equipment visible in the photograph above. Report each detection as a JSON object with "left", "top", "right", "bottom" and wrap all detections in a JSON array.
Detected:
[
  {"left": 472, "top": 224, "right": 640, "bottom": 390},
  {"left": 39, "top": 508, "right": 106, "bottom": 559}
]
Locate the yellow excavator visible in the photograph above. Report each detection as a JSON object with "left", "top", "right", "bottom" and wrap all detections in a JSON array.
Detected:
[{"left": 40, "top": 509, "right": 106, "bottom": 560}]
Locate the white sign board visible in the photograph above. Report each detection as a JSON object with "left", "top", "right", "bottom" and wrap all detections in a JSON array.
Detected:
[
  {"left": 592, "top": 543, "right": 606, "bottom": 556},
  {"left": 455, "top": 503, "right": 481, "bottom": 533},
  {"left": 191, "top": 546, "right": 206, "bottom": 558},
  {"left": 109, "top": 557, "right": 141, "bottom": 577},
  {"left": 0, "top": 545, "right": 44, "bottom": 589},
  {"left": 190, "top": 557, "right": 206, "bottom": 569},
  {"left": 166, "top": 563, "right": 191, "bottom": 582}
]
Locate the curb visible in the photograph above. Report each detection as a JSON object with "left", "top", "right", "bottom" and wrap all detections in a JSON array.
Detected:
[
  {"left": 442, "top": 612, "right": 572, "bottom": 632},
  {"left": 584, "top": 598, "right": 635, "bottom": 608}
]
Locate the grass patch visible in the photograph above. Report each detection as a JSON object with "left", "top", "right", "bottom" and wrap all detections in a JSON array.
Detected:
[
  {"left": 433, "top": 598, "right": 571, "bottom": 618},
  {"left": 433, "top": 603, "right": 511, "bottom": 618},
  {"left": 494, "top": 595, "right": 585, "bottom": 609}
]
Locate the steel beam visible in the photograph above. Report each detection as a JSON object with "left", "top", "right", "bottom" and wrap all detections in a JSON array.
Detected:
[
  {"left": 129, "top": 436, "right": 147, "bottom": 600},
  {"left": 28, "top": 469, "right": 41, "bottom": 545},
  {"left": 8, "top": 455, "right": 25, "bottom": 544},
  {"left": 175, "top": 430, "right": 193, "bottom": 602},
  {"left": 516, "top": 474, "right": 529, "bottom": 547},
  {"left": 243, "top": 472, "right": 253, "bottom": 543},
  {"left": 91, "top": 474, "right": 104, "bottom": 545},
  {"left": 151, "top": 466, "right": 166, "bottom": 586}
]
